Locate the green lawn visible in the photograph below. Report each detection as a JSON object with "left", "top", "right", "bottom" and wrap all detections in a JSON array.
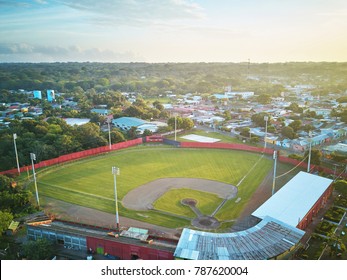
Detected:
[{"left": 33, "top": 145, "right": 274, "bottom": 229}]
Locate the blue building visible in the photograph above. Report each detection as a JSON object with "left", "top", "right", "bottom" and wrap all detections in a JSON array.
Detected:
[{"left": 112, "top": 117, "right": 158, "bottom": 134}]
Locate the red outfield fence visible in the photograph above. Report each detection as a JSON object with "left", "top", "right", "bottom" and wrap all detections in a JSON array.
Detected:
[
  {"left": 1, "top": 138, "right": 143, "bottom": 176},
  {"left": 1, "top": 137, "right": 345, "bottom": 179},
  {"left": 180, "top": 142, "right": 347, "bottom": 178}
]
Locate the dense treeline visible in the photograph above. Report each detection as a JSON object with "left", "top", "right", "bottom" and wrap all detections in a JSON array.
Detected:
[
  {"left": 0, "top": 175, "right": 36, "bottom": 234},
  {"left": 1, "top": 62, "right": 347, "bottom": 96},
  {"left": 0, "top": 118, "right": 128, "bottom": 171}
]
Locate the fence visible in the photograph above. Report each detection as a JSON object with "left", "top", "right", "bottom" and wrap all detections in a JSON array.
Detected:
[
  {"left": 1, "top": 138, "right": 143, "bottom": 176},
  {"left": 179, "top": 141, "right": 347, "bottom": 179},
  {"left": 180, "top": 142, "right": 274, "bottom": 155},
  {"left": 2, "top": 137, "right": 346, "bottom": 179}
]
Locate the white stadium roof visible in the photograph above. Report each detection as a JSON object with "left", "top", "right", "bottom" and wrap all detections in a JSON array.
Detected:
[{"left": 252, "top": 171, "right": 333, "bottom": 228}]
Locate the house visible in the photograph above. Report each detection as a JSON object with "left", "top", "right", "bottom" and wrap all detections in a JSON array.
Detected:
[
  {"left": 322, "top": 143, "right": 347, "bottom": 156},
  {"left": 91, "top": 108, "right": 112, "bottom": 116}
]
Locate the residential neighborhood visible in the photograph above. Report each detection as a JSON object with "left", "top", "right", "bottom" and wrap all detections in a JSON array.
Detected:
[
  {"left": 1, "top": 62, "right": 347, "bottom": 265},
  {"left": 2, "top": 76, "right": 347, "bottom": 161}
]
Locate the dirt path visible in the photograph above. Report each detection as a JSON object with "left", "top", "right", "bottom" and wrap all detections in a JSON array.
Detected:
[
  {"left": 122, "top": 178, "right": 238, "bottom": 211},
  {"left": 43, "top": 197, "right": 181, "bottom": 239},
  {"left": 42, "top": 174, "right": 266, "bottom": 235}
]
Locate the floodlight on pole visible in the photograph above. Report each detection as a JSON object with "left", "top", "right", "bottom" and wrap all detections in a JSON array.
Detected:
[
  {"left": 272, "top": 150, "right": 278, "bottom": 196},
  {"left": 264, "top": 115, "right": 269, "bottom": 150},
  {"left": 13, "top": 133, "right": 20, "bottom": 174},
  {"left": 107, "top": 119, "right": 112, "bottom": 150},
  {"left": 307, "top": 131, "right": 312, "bottom": 173},
  {"left": 30, "top": 153, "right": 39, "bottom": 207},
  {"left": 112, "top": 166, "right": 120, "bottom": 231}
]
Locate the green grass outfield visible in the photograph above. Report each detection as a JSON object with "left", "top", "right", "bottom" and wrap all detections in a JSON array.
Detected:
[{"left": 34, "top": 145, "right": 274, "bottom": 229}]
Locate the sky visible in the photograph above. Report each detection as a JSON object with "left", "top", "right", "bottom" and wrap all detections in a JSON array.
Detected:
[{"left": 0, "top": 0, "right": 347, "bottom": 63}]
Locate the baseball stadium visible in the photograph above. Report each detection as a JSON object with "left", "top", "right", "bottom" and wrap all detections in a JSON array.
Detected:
[{"left": 6, "top": 134, "right": 333, "bottom": 260}]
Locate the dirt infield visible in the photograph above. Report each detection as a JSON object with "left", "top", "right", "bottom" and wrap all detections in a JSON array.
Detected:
[{"left": 122, "top": 178, "right": 238, "bottom": 211}]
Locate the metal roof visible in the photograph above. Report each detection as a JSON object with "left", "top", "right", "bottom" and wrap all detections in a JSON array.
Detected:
[
  {"left": 174, "top": 216, "right": 304, "bottom": 260},
  {"left": 252, "top": 171, "right": 333, "bottom": 227},
  {"left": 112, "top": 117, "right": 149, "bottom": 128}
]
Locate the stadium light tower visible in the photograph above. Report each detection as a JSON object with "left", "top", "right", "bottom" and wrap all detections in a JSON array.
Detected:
[
  {"left": 13, "top": 133, "right": 20, "bottom": 174},
  {"left": 107, "top": 118, "right": 112, "bottom": 150},
  {"left": 112, "top": 166, "right": 120, "bottom": 231},
  {"left": 307, "top": 131, "right": 312, "bottom": 173},
  {"left": 30, "top": 153, "right": 40, "bottom": 207},
  {"left": 264, "top": 115, "right": 269, "bottom": 150}
]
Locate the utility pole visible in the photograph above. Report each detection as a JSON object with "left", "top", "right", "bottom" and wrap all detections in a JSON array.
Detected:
[
  {"left": 264, "top": 115, "right": 269, "bottom": 151},
  {"left": 112, "top": 166, "right": 120, "bottom": 231},
  {"left": 307, "top": 131, "right": 312, "bottom": 173},
  {"left": 13, "top": 133, "right": 20, "bottom": 174},
  {"left": 272, "top": 150, "right": 278, "bottom": 196},
  {"left": 107, "top": 119, "right": 112, "bottom": 150}
]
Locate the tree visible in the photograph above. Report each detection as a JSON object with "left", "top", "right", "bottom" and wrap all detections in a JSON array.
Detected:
[
  {"left": 240, "top": 127, "right": 251, "bottom": 138},
  {"left": 124, "top": 105, "right": 144, "bottom": 118},
  {"left": 336, "top": 96, "right": 347, "bottom": 103},
  {"left": 286, "top": 102, "right": 303, "bottom": 113},
  {"left": 251, "top": 113, "right": 270, "bottom": 127},
  {"left": 0, "top": 175, "right": 14, "bottom": 192},
  {"left": 181, "top": 118, "right": 194, "bottom": 130},
  {"left": 304, "top": 149, "right": 322, "bottom": 166},
  {"left": 340, "top": 109, "right": 347, "bottom": 123},
  {"left": 0, "top": 211, "right": 13, "bottom": 234},
  {"left": 281, "top": 126, "right": 296, "bottom": 139},
  {"left": 301, "top": 124, "right": 315, "bottom": 133},
  {"left": 22, "top": 238, "right": 54, "bottom": 260},
  {"left": 109, "top": 130, "right": 125, "bottom": 143},
  {"left": 152, "top": 100, "right": 164, "bottom": 111},
  {"left": 75, "top": 123, "right": 107, "bottom": 149},
  {"left": 288, "top": 120, "right": 302, "bottom": 132},
  {"left": 330, "top": 108, "right": 340, "bottom": 121},
  {"left": 142, "top": 129, "right": 153, "bottom": 137},
  {"left": 167, "top": 117, "right": 194, "bottom": 130},
  {"left": 256, "top": 94, "right": 271, "bottom": 104}
]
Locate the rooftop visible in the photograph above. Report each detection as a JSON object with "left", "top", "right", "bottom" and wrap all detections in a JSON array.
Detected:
[
  {"left": 112, "top": 117, "right": 149, "bottom": 128},
  {"left": 252, "top": 171, "right": 333, "bottom": 227},
  {"left": 174, "top": 216, "right": 304, "bottom": 260}
]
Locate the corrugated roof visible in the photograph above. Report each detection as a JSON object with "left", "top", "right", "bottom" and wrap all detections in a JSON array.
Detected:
[
  {"left": 112, "top": 117, "right": 148, "bottom": 128},
  {"left": 252, "top": 171, "right": 333, "bottom": 227},
  {"left": 174, "top": 216, "right": 304, "bottom": 260}
]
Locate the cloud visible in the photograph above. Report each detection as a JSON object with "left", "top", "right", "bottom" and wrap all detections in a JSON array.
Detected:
[
  {"left": 54, "top": 0, "right": 205, "bottom": 26},
  {"left": 0, "top": 0, "right": 47, "bottom": 7},
  {"left": 0, "top": 43, "right": 143, "bottom": 62}
]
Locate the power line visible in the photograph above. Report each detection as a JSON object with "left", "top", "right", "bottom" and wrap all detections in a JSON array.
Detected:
[{"left": 275, "top": 154, "right": 309, "bottom": 179}]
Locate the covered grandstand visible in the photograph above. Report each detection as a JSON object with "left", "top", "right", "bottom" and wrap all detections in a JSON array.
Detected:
[
  {"left": 174, "top": 171, "right": 333, "bottom": 260},
  {"left": 253, "top": 171, "right": 333, "bottom": 230},
  {"left": 174, "top": 216, "right": 304, "bottom": 260}
]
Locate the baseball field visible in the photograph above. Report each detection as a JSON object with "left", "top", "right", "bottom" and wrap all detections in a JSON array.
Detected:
[{"left": 34, "top": 145, "right": 274, "bottom": 229}]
